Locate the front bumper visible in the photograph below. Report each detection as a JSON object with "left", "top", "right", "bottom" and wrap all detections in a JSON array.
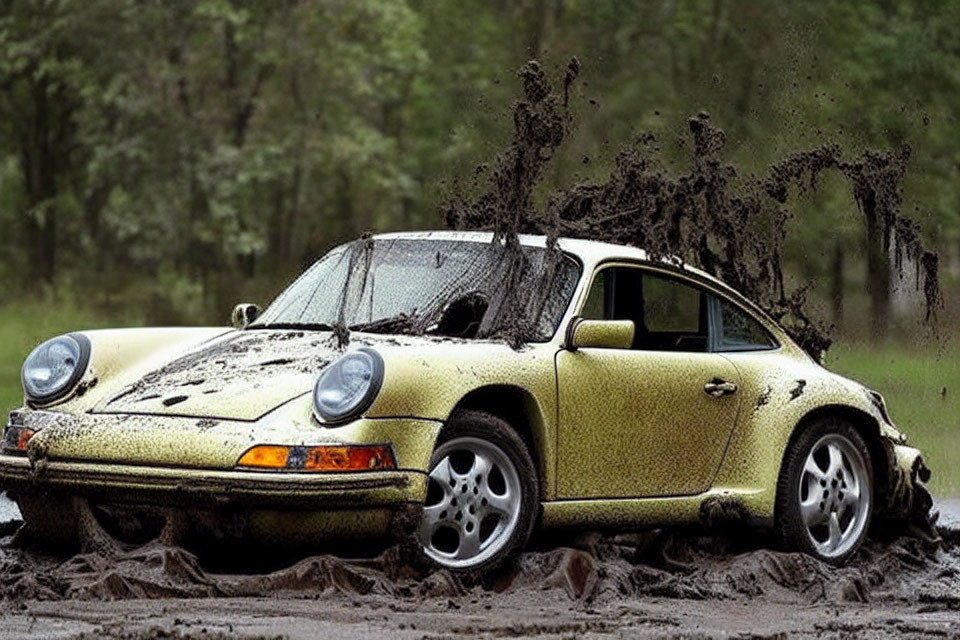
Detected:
[
  {"left": 0, "top": 454, "right": 428, "bottom": 510},
  {"left": 1, "top": 407, "right": 438, "bottom": 545}
]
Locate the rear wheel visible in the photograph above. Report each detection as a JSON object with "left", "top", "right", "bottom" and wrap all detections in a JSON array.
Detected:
[
  {"left": 775, "top": 417, "right": 873, "bottom": 565},
  {"left": 409, "top": 410, "right": 537, "bottom": 580}
]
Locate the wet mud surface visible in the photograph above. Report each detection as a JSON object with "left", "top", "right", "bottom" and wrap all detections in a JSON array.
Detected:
[
  {"left": 0, "top": 496, "right": 959, "bottom": 638},
  {"left": 2, "top": 519, "right": 960, "bottom": 638}
]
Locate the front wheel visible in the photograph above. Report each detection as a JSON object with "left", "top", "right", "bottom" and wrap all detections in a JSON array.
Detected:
[
  {"left": 408, "top": 410, "right": 538, "bottom": 580},
  {"left": 775, "top": 417, "right": 873, "bottom": 565}
]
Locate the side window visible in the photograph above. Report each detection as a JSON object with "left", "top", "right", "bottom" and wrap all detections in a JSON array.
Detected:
[
  {"left": 714, "top": 298, "right": 777, "bottom": 351},
  {"left": 638, "top": 273, "right": 708, "bottom": 352},
  {"left": 580, "top": 270, "right": 607, "bottom": 320},
  {"left": 643, "top": 275, "right": 701, "bottom": 333},
  {"left": 578, "top": 266, "right": 708, "bottom": 352}
]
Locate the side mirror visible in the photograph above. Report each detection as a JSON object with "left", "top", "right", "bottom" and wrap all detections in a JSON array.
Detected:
[
  {"left": 565, "top": 318, "right": 635, "bottom": 351},
  {"left": 231, "top": 303, "right": 261, "bottom": 329}
]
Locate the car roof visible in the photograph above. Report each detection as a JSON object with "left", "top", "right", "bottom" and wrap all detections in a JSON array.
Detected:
[
  {"left": 371, "top": 230, "right": 785, "bottom": 331},
  {"left": 373, "top": 229, "right": 716, "bottom": 284},
  {"left": 366, "top": 230, "right": 795, "bottom": 353}
]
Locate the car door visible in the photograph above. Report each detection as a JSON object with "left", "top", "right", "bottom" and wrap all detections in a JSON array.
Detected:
[{"left": 555, "top": 264, "right": 743, "bottom": 499}]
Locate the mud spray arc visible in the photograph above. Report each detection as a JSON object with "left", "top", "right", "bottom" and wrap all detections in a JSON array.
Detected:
[{"left": 443, "top": 58, "right": 942, "bottom": 360}]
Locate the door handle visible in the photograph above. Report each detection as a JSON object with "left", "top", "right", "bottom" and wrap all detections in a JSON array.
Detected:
[{"left": 704, "top": 379, "right": 738, "bottom": 397}]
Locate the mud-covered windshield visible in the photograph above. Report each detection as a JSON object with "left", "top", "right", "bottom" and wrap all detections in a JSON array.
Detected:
[{"left": 251, "top": 238, "right": 581, "bottom": 342}]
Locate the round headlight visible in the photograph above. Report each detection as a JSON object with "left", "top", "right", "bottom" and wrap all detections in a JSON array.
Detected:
[
  {"left": 21, "top": 334, "right": 91, "bottom": 404},
  {"left": 313, "top": 348, "right": 384, "bottom": 424}
]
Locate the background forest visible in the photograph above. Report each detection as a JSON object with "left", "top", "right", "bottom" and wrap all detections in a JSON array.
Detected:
[{"left": 0, "top": 1, "right": 957, "bottom": 490}]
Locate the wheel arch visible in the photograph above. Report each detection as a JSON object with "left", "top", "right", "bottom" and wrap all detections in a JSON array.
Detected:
[
  {"left": 447, "top": 384, "right": 549, "bottom": 499},
  {"left": 781, "top": 404, "right": 890, "bottom": 504}
]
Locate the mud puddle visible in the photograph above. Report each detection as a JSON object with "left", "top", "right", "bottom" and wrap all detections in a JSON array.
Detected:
[
  {"left": 1, "top": 497, "right": 959, "bottom": 638},
  {"left": 2, "top": 528, "right": 957, "bottom": 606}
]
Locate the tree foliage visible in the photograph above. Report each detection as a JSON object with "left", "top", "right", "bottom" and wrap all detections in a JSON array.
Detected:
[{"left": 0, "top": 0, "right": 956, "bottom": 331}]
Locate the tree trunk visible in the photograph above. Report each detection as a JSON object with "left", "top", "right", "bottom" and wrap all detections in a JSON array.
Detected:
[
  {"left": 830, "top": 242, "right": 844, "bottom": 330},
  {"left": 525, "top": 0, "right": 557, "bottom": 58},
  {"left": 338, "top": 168, "right": 358, "bottom": 236},
  {"left": 864, "top": 210, "right": 890, "bottom": 339},
  {"left": 18, "top": 74, "right": 62, "bottom": 285}
]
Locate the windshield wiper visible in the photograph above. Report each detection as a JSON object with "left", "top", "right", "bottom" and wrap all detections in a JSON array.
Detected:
[
  {"left": 349, "top": 313, "right": 420, "bottom": 335},
  {"left": 247, "top": 322, "right": 336, "bottom": 331}
]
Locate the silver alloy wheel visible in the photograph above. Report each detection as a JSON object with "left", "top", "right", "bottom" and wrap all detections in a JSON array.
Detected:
[
  {"left": 419, "top": 436, "right": 522, "bottom": 569},
  {"left": 798, "top": 433, "right": 871, "bottom": 558}
]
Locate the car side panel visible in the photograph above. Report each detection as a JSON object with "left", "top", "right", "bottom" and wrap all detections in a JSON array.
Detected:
[{"left": 555, "top": 348, "right": 743, "bottom": 498}]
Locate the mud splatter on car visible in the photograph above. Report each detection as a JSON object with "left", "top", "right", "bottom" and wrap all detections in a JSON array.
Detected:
[{"left": 443, "top": 59, "right": 941, "bottom": 363}]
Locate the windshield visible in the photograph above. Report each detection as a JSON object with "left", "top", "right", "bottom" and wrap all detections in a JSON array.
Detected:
[{"left": 251, "top": 238, "right": 581, "bottom": 342}]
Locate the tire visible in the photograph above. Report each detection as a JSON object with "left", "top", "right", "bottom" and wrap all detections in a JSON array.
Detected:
[
  {"left": 775, "top": 416, "right": 874, "bottom": 565},
  {"left": 404, "top": 409, "right": 538, "bottom": 582}
]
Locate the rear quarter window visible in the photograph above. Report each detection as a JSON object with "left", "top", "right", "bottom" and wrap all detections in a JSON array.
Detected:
[{"left": 714, "top": 298, "right": 778, "bottom": 351}]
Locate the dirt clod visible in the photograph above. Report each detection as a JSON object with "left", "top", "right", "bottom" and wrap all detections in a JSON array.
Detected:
[{"left": 789, "top": 379, "right": 807, "bottom": 401}]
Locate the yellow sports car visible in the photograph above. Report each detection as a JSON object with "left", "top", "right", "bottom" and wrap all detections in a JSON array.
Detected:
[{"left": 0, "top": 231, "right": 931, "bottom": 577}]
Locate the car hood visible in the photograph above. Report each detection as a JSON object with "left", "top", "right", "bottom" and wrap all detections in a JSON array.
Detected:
[{"left": 95, "top": 330, "right": 350, "bottom": 421}]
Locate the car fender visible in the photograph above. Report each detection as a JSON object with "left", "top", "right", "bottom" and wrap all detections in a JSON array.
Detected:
[
  {"left": 365, "top": 340, "right": 559, "bottom": 495},
  {"left": 709, "top": 350, "right": 913, "bottom": 521}
]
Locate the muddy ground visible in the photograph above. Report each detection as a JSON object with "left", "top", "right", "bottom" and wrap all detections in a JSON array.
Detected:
[{"left": 0, "top": 498, "right": 958, "bottom": 639}]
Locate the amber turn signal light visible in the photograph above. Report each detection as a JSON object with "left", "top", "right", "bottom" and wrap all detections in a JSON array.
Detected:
[
  {"left": 237, "top": 445, "right": 290, "bottom": 468},
  {"left": 237, "top": 444, "right": 396, "bottom": 472}
]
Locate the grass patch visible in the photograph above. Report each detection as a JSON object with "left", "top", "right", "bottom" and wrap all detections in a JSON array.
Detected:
[{"left": 827, "top": 338, "right": 960, "bottom": 498}]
